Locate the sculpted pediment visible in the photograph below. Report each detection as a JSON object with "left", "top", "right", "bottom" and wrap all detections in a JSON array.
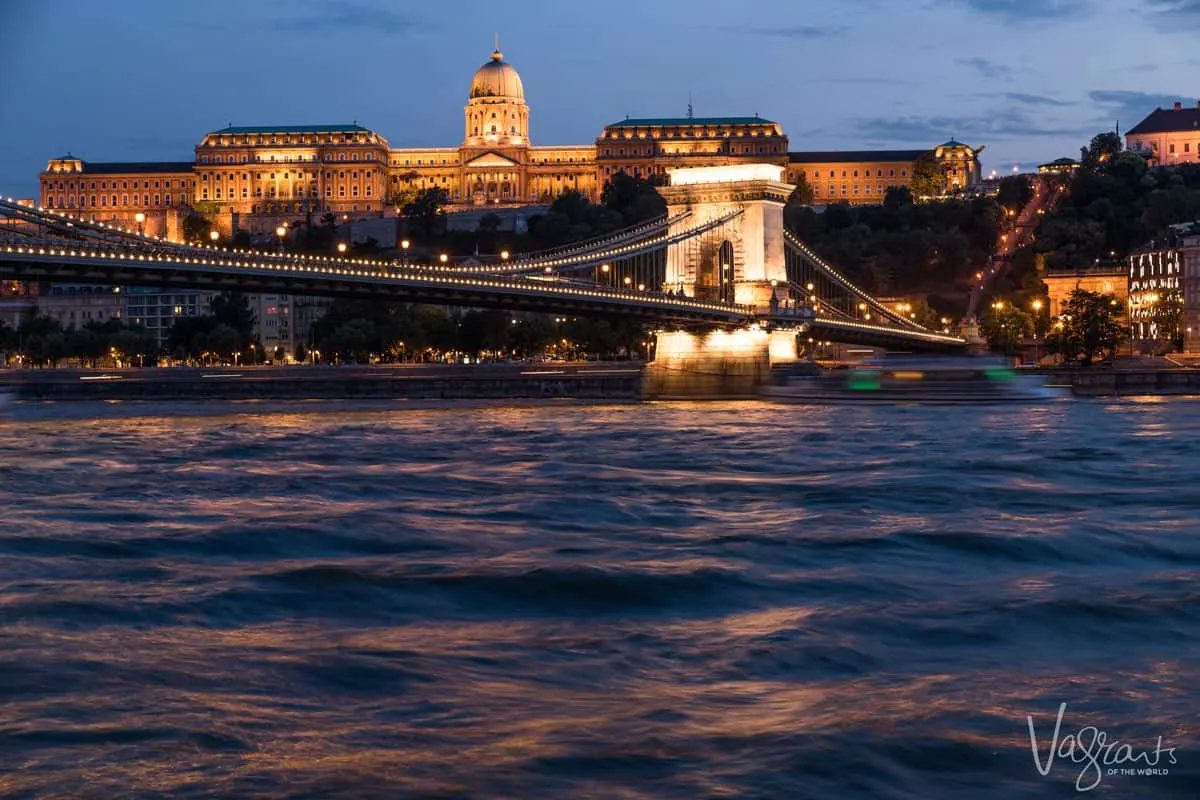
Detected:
[{"left": 465, "top": 152, "right": 520, "bottom": 168}]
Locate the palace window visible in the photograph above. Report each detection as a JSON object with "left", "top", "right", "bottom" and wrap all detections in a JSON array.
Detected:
[
  {"left": 901, "top": 170, "right": 908, "bottom": 177},
  {"left": 889, "top": 169, "right": 895, "bottom": 177}
]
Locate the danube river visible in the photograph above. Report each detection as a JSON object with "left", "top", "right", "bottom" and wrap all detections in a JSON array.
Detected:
[{"left": 1, "top": 398, "right": 1197, "bottom": 798}]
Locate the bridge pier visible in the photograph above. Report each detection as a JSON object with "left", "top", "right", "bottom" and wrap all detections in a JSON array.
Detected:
[{"left": 643, "top": 327, "right": 799, "bottom": 399}]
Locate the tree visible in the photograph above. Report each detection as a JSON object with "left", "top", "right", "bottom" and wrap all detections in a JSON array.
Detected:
[
  {"left": 997, "top": 175, "right": 1033, "bottom": 215},
  {"left": 390, "top": 172, "right": 421, "bottom": 213},
  {"left": 981, "top": 303, "right": 1033, "bottom": 356},
  {"left": 209, "top": 292, "right": 257, "bottom": 344},
  {"left": 601, "top": 171, "right": 667, "bottom": 225},
  {"left": 183, "top": 213, "right": 212, "bottom": 243},
  {"left": 1082, "top": 131, "right": 1122, "bottom": 171},
  {"left": 911, "top": 151, "right": 945, "bottom": 198},
  {"left": 883, "top": 186, "right": 913, "bottom": 210},
  {"left": 787, "top": 172, "right": 815, "bottom": 206},
  {"left": 294, "top": 343, "right": 308, "bottom": 364},
  {"left": 403, "top": 188, "right": 450, "bottom": 239},
  {"left": 1048, "top": 288, "right": 1128, "bottom": 366},
  {"left": 205, "top": 324, "right": 243, "bottom": 362},
  {"left": 112, "top": 326, "right": 158, "bottom": 367}
]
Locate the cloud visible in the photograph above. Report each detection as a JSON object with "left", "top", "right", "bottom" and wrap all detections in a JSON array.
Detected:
[
  {"left": 1089, "top": 89, "right": 1194, "bottom": 124},
  {"left": 1142, "top": 0, "right": 1200, "bottom": 29},
  {"left": 810, "top": 77, "right": 917, "bottom": 86},
  {"left": 734, "top": 25, "right": 848, "bottom": 39},
  {"left": 268, "top": 1, "right": 421, "bottom": 34},
  {"left": 188, "top": 1, "right": 423, "bottom": 35},
  {"left": 957, "top": 56, "right": 1013, "bottom": 79},
  {"left": 854, "top": 109, "right": 1082, "bottom": 144},
  {"left": 949, "top": 0, "right": 1090, "bottom": 22},
  {"left": 1005, "top": 92, "right": 1073, "bottom": 106}
]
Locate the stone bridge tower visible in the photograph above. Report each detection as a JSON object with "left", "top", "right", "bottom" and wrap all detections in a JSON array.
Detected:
[{"left": 659, "top": 164, "right": 793, "bottom": 313}]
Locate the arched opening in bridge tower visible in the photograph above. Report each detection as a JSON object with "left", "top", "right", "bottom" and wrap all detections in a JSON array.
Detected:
[
  {"left": 696, "top": 239, "right": 736, "bottom": 303},
  {"left": 718, "top": 240, "right": 735, "bottom": 304}
]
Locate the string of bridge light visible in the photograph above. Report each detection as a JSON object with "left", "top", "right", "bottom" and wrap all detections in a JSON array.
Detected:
[
  {"left": 1, "top": 243, "right": 757, "bottom": 316},
  {"left": 3, "top": 197, "right": 689, "bottom": 279},
  {"left": 2, "top": 199, "right": 741, "bottom": 286}
]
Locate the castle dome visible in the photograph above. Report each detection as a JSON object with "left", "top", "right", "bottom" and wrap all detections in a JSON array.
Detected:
[{"left": 470, "top": 49, "right": 524, "bottom": 102}]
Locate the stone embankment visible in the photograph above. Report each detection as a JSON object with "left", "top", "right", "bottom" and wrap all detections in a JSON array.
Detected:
[{"left": 0, "top": 363, "right": 643, "bottom": 402}]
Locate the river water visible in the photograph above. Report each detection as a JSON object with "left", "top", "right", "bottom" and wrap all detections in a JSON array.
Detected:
[{"left": 1, "top": 398, "right": 1197, "bottom": 798}]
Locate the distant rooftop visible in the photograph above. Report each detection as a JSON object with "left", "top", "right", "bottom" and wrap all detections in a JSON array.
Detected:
[
  {"left": 606, "top": 116, "right": 776, "bottom": 128},
  {"left": 207, "top": 124, "right": 374, "bottom": 135},
  {"left": 1127, "top": 104, "right": 1200, "bottom": 136},
  {"left": 79, "top": 161, "right": 195, "bottom": 175},
  {"left": 789, "top": 150, "right": 928, "bottom": 164}
]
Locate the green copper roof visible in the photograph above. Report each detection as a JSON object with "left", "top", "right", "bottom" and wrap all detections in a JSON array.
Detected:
[
  {"left": 606, "top": 116, "right": 776, "bottom": 127},
  {"left": 208, "top": 124, "right": 374, "bottom": 135},
  {"left": 941, "top": 139, "right": 969, "bottom": 148}
]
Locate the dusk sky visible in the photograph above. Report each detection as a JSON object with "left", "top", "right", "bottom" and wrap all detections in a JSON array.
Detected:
[{"left": 1, "top": 0, "right": 1198, "bottom": 198}]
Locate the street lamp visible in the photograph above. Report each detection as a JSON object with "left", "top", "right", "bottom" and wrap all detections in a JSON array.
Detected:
[
  {"left": 1031, "top": 299, "right": 1044, "bottom": 363},
  {"left": 209, "top": 229, "right": 219, "bottom": 244},
  {"left": 400, "top": 239, "right": 410, "bottom": 265},
  {"left": 439, "top": 253, "right": 448, "bottom": 264},
  {"left": 275, "top": 225, "right": 287, "bottom": 253},
  {"left": 337, "top": 242, "right": 347, "bottom": 254},
  {"left": 134, "top": 211, "right": 145, "bottom": 236},
  {"left": 500, "top": 250, "right": 510, "bottom": 262},
  {"left": 623, "top": 276, "right": 632, "bottom": 289}
]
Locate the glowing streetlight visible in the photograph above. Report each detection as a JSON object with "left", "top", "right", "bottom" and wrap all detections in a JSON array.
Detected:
[
  {"left": 337, "top": 242, "right": 347, "bottom": 254},
  {"left": 623, "top": 276, "right": 632, "bottom": 288},
  {"left": 500, "top": 250, "right": 510, "bottom": 261},
  {"left": 209, "top": 230, "right": 219, "bottom": 243},
  {"left": 275, "top": 225, "right": 287, "bottom": 253},
  {"left": 400, "top": 239, "right": 410, "bottom": 265},
  {"left": 134, "top": 211, "right": 145, "bottom": 236},
  {"left": 439, "top": 253, "right": 448, "bottom": 264}
]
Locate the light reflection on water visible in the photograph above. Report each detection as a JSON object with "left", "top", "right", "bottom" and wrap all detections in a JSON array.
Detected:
[{"left": 0, "top": 399, "right": 1198, "bottom": 798}]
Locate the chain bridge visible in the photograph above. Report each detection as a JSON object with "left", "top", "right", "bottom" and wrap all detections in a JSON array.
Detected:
[{"left": 1, "top": 164, "right": 964, "bottom": 395}]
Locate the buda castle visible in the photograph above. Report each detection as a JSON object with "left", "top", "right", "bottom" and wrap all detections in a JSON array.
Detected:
[{"left": 39, "top": 46, "right": 983, "bottom": 239}]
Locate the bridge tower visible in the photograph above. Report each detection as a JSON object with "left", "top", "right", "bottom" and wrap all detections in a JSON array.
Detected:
[
  {"left": 646, "top": 164, "right": 802, "bottom": 398},
  {"left": 660, "top": 164, "right": 792, "bottom": 313}
]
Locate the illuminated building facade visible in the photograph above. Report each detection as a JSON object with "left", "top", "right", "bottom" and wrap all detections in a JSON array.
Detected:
[
  {"left": 1126, "top": 102, "right": 1200, "bottom": 166},
  {"left": 1128, "top": 249, "right": 1182, "bottom": 341},
  {"left": 1178, "top": 226, "right": 1200, "bottom": 353},
  {"left": 39, "top": 45, "right": 982, "bottom": 236},
  {"left": 1043, "top": 266, "right": 1128, "bottom": 318}
]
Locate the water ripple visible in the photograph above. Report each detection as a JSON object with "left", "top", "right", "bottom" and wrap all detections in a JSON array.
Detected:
[{"left": 0, "top": 399, "right": 1198, "bottom": 798}]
